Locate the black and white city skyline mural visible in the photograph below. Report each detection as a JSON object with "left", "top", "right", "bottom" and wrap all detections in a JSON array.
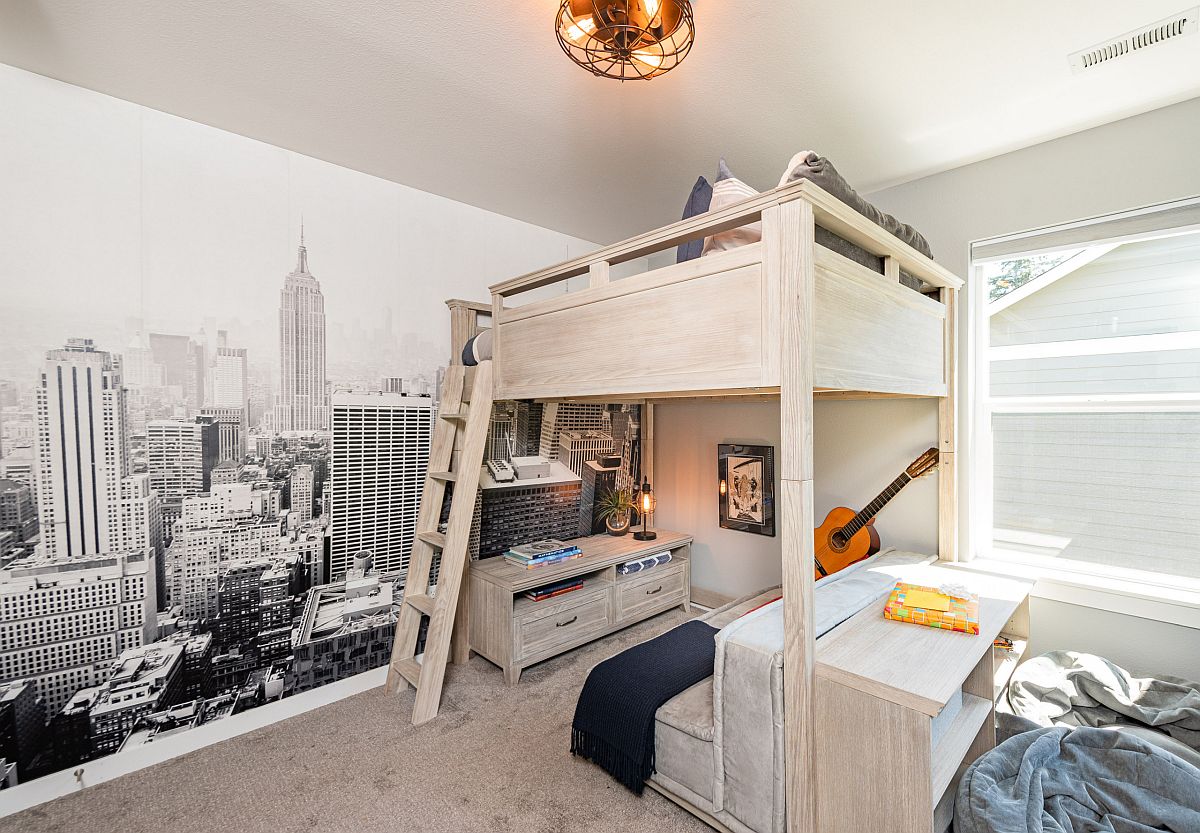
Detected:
[{"left": 0, "top": 63, "right": 600, "bottom": 787}]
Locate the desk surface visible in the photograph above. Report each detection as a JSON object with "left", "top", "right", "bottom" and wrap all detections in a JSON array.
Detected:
[{"left": 816, "top": 561, "right": 1032, "bottom": 715}]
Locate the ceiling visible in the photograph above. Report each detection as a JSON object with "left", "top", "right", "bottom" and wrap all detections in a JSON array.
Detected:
[{"left": 1, "top": 1, "right": 1199, "bottom": 243}]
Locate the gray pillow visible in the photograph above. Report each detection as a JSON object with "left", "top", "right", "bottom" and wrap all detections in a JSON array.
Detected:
[{"left": 676, "top": 175, "right": 713, "bottom": 263}]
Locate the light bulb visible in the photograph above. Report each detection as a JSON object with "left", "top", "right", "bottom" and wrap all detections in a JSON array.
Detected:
[
  {"left": 562, "top": 14, "right": 596, "bottom": 44},
  {"left": 631, "top": 50, "right": 664, "bottom": 68}
]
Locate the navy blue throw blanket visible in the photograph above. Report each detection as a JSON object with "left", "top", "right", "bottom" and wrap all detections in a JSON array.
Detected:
[{"left": 571, "top": 620, "right": 719, "bottom": 794}]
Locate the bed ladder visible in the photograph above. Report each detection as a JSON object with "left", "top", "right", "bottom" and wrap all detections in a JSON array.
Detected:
[{"left": 385, "top": 359, "right": 493, "bottom": 725}]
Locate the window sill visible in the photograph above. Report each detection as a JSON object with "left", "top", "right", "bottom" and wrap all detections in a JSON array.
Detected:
[{"left": 945, "top": 556, "right": 1200, "bottom": 630}]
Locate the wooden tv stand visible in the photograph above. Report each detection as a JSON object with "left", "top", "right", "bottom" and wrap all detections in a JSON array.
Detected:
[{"left": 467, "top": 530, "right": 693, "bottom": 684}]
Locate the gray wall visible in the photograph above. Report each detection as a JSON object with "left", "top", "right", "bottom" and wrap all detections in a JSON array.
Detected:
[
  {"left": 656, "top": 96, "right": 1200, "bottom": 676},
  {"left": 868, "top": 94, "right": 1200, "bottom": 560},
  {"left": 1029, "top": 599, "right": 1200, "bottom": 682},
  {"left": 867, "top": 97, "right": 1200, "bottom": 679},
  {"left": 652, "top": 398, "right": 937, "bottom": 599}
]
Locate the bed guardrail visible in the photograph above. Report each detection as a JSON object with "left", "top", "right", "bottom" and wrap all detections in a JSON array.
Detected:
[{"left": 489, "top": 179, "right": 962, "bottom": 305}]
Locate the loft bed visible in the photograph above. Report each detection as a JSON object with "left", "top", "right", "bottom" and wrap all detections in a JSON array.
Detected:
[
  {"left": 440, "top": 179, "right": 967, "bottom": 833},
  {"left": 486, "top": 178, "right": 960, "bottom": 401}
]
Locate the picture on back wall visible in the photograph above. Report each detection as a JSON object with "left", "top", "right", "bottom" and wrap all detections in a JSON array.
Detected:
[{"left": 717, "top": 443, "right": 775, "bottom": 537}]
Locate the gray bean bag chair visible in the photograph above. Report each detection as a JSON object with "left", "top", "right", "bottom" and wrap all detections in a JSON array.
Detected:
[{"left": 955, "top": 726, "right": 1200, "bottom": 833}]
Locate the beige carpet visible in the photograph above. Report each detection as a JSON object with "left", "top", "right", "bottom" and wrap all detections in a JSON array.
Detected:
[{"left": 4, "top": 608, "right": 713, "bottom": 833}]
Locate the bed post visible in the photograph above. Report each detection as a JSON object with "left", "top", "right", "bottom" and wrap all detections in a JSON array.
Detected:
[
  {"left": 446, "top": 299, "right": 484, "bottom": 364},
  {"left": 767, "top": 198, "right": 818, "bottom": 833},
  {"left": 938, "top": 287, "right": 958, "bottom": 561}
]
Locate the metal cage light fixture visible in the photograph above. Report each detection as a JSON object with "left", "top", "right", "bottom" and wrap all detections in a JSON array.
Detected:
[{"left": 556, "top": 0, "right": 694, "bottom": 81}]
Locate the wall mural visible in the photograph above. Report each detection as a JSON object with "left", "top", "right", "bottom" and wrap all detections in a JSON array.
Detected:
[{"left": 0, "top": 65, "right": 637, "bottom": 785}]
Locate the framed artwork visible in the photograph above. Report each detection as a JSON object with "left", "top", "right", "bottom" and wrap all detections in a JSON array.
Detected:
[{"left": 717, "top": 444, "right": 776, "bottom": 537}]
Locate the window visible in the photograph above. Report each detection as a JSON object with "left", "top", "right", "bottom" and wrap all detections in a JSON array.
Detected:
[{"left": 970, "top": 199, "right": 1200, "bottom": 584}]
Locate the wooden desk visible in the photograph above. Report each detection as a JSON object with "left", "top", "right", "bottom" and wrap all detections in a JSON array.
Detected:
[
  {"left": 468, "top": 530, "right": 693, "bottom": 684},
  {"left": 813, "top": 562, "right": 1032, "bottom": 833}
]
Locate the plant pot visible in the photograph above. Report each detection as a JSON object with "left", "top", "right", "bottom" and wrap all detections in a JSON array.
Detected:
[{"left": 605, "top": 513, "right": 631, "bottom": 536}]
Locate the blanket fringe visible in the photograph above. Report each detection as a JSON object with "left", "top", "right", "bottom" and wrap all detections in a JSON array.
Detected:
[{"left": 571, "top": 727, "right": 652, "bottom": 794}]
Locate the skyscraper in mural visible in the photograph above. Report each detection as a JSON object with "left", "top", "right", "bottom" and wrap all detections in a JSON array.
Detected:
[
  {"left": 329, "top": 393, "right": 432, "bottom": 581},
  {"left": 274, "top": 228, "right": 329, "bottom": 432},
  {"left": 34, "top": 339, "right": 160, "bottom": 562},
  {"left": 211, "top": 345, "right": 248, "bottom": 410}
]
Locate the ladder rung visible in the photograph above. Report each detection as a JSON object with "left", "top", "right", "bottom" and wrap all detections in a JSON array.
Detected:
[
  {"left": 392, "top": 657, "right": 421, "bottom": 688},
  {"left": 427, "top": 470, "right": 456, "bottom": 482},
  {"left": 440, "top": 410, "right": 468, "bottom": 422},
  {"left": 405, "top": 593, "right": 436, "bottom": 616},
  {"left": 417, "top": 530, "right": 446, "bottom": 549}
]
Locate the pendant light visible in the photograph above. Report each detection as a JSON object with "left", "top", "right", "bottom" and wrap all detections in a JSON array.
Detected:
[{"left": 556, "top": 0, "right": 695, "bottom": 81}]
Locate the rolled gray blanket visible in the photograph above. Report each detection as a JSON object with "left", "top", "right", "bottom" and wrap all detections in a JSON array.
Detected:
[{"left": 778, "top": 151, "right": 933, "bottom": 259}]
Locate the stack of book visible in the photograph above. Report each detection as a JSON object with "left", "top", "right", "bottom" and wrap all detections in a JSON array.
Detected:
[
  {"left": 503, "top": 539, "right": 583, "bottom": 569},
  {"left": 523, "top": 577, "right": 586, "bottom": 602}
]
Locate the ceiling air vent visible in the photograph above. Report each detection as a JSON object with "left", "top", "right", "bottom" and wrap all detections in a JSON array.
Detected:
[{"left": 1069, "top": 7, "right": 1199, "bottom": 72}]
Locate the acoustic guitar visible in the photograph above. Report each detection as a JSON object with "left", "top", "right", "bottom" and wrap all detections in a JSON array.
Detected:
[{"left": 813, "top": 447, "right": 941, "bottom": 579}]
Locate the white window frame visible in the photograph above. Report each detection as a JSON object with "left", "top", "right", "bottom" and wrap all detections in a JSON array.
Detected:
[{"left": 965, "top": 197, "right": 1200, "bottom": 618}]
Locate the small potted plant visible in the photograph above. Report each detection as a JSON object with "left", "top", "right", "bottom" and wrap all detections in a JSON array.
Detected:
[{"left": 596, "top": 488, "right": 635, "bottom": 536}]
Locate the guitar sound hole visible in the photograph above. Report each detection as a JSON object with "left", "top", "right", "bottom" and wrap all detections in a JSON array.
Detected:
[{"left": 830, "top": 531, "right": 847, "bottom": 551}]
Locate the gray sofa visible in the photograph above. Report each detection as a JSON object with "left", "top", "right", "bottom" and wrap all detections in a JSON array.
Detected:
[{"left": 648, "top": 549, "right": 932, "bottom": 833}]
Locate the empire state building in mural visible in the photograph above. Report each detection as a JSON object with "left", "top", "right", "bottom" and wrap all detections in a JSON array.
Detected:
[{"left": 275, "top": 227, "right": 330, "bottom": 432}]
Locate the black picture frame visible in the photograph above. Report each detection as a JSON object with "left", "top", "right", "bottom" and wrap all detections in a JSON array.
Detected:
[{"left": 717, "top": 444, "right": 776, "bottom": 537}]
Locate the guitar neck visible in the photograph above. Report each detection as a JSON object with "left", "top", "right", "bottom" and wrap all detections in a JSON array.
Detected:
[{"left": 840, "top": 473, "right": 912, "bottom": 540}]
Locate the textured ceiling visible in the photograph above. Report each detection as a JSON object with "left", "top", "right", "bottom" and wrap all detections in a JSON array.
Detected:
[{"left": 1, "top": 0, "right": 1199, "bottom": 243}]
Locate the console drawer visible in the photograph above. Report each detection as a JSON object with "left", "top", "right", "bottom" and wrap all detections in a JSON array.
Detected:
[
  {"left": 516, "top": 591, "right": 608, "bottom": 662},
  {"left": 618, "top": 564, "right": 686, "bottom": 622}
]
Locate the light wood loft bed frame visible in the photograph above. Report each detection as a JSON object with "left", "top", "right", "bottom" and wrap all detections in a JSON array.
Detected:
[{"left": 449, "top": 179, "right": 963, "bottom": 833}]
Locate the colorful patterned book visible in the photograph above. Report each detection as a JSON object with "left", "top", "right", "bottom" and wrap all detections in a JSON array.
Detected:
[{"left": 883, "top": 581, "right": 979, "bottom": 635}]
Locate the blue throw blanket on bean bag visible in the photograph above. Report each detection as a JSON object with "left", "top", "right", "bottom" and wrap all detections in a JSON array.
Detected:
[{"left": 956, "top": 726, "right": 1200, "bottom": 833}]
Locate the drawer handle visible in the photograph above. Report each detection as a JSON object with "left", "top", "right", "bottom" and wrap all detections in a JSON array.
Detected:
[
  {"left": 556, "top": 615, "right": 578, "bottom": 628},
  {"left": 646, "top": 585, "right": 663, "bottom": 595}
]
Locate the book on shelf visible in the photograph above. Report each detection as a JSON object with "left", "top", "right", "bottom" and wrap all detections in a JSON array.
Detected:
[
  {"left": 503, "top": 550, "right": 583, "bottom": 569},
  {"left": 507, "top": 539, "right": 579, "bottom": 561},
  {"left": 523, "top": 578, "right": 586, "bottom": 601}
]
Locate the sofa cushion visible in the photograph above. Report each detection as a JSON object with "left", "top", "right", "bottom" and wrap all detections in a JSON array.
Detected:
[
  {"left": 656, "top": 678, "right": 715, "bottom": 742},
  {"left": 713, "top": 600, "right": 786, "bottom": 832},
  {"left": 654, "top": 699, "right": 718, "bottom": 804}
]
